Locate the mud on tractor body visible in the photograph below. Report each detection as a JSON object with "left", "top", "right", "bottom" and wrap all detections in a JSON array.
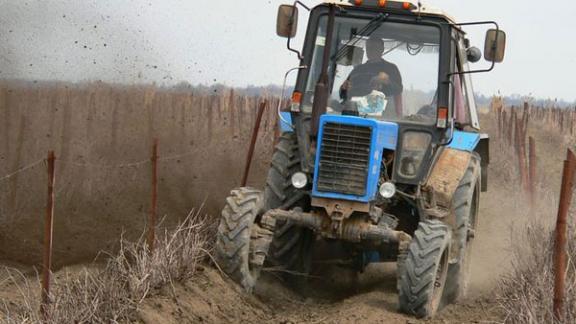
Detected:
[{"left": 216, "top": 0, "right": 505, "bottom": 319}]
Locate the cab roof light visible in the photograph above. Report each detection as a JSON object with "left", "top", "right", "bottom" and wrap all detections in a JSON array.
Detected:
[{"left": 348, "top": 0, "right": 417, "bottom": 10}]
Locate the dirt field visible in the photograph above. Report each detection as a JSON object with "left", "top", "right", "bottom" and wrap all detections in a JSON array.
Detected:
[
  {"left": 131, "top": 143, "right": 534, "bottom": 324},
  {"left": 0, "top": 81, "right": 279, "bottom": 267},
  {"left": 0, "top": 82, "right": 573, "bottom": 323}
]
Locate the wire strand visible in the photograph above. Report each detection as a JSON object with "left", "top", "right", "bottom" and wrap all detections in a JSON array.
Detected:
[
  {"left": 157, "top": 151, "right": 198, "bottom": 162},
  {"left": 0, "top": 159, "right": 45, "bottom": 183},
  {"left": 0, "top": 147, "right": 215, "bottom": 180},
  {"left": 56, "top": 159, "right": 150, "bottom": 169}
]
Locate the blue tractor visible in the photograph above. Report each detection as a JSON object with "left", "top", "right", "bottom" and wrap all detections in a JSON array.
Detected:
[{"left": 215, "top": 0, "right": 505, "bottom": 318}]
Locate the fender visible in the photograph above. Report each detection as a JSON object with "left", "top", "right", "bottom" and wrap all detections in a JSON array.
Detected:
[
  {"left": 447, "top": 131, "right": 489, "bottom": 192},
  {"left": 424, "top": 147, "right": 472, "bottom": 211}
]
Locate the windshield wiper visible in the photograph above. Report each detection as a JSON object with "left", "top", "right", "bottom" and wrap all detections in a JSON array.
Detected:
[{"left": 332, "top": 13, "right": 389, "bottom": 62}]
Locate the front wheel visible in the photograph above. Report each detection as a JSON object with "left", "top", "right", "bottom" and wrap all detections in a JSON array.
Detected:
[
  {"left": 398, "top": 219, "right": 451, "bottom": 318},
  {"left": 264, "top": 132, "right": 314, "bottom": 276},
  {"left": 215, "top": 187, "right": 275, "bottom": 293},
  {"left": 445, "top": 154, "right": 481, "bottom": 302}
]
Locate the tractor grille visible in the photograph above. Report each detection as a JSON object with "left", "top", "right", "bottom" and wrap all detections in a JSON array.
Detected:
[{"left": 316, "top": 123, "right": 372, "bottom": 196}]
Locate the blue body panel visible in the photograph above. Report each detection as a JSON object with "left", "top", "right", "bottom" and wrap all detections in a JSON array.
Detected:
[
  {"left": 312, "top": 115, "right": 399, "bottom": 203},
  {"left": 448, "top": 131, "right": 481, "bottom": 152},
  {"left": 279, "top": 112, "right": 293, "bottom": 133}
]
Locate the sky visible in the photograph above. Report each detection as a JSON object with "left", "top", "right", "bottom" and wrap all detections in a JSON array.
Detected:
[{"left": 0, "top": 0, "right": 574, "bottom": 101}]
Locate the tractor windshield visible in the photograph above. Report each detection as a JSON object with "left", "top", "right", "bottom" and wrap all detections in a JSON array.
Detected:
[{"left": 302, "top": 15, "right": 441, "bottom": 124}]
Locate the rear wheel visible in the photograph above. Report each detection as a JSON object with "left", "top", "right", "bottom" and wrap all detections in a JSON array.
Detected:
[
  {"left": 398, "top": 220, "right": 451, "bottom": 318},
  {"left": 445, "top": 154, "right": 481, "bottom": 302},
  {"left": 215, "top": 187, "right": 275, "bottom": 293},
  {"left": 264, "top": 132, "right": 314, "bottom": 276}
]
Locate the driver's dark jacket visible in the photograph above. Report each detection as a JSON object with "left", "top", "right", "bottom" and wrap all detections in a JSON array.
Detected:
[{"left": 344, "top": 59, "right": 403, "bottom": 98}]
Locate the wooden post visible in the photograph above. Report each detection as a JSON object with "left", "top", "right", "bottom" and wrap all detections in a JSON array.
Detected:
[
  {"left": 241, "top": 101, "right": 267, "bottom": 187},
  {"left": 553, "top": 149, "right": 576, "bottom": 321},
  {"left": 528, "top": 136, "right": 536, "bottom": 202},
  {"left": 497, "top": 105, "right": 502, "bottom": 138},
  {"left": 508, "top": 109, "right": 515, "bottom": 145},
  {"left": 147, "top": 139, "right": 158, "bottom": 252},
  {"left": 41, "top": 151, "right": 56, "bottom": 322},
  {"left": 501, "top": 110, "right": 507, "bottom": 146},
  {"left": 515, "top": 118, "right": 528, "bottom": 191}
]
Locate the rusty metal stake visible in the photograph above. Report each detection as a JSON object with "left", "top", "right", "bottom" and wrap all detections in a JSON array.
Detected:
[
  {"left": 241, "top": 101, "right": 267, "bottom": 187},
  {"left": 147, "top": 139, "right": 158, "bottom": 252},
  {"left": 41, "top": 151, "right": 56, "bottom": 322},
  {"left": 528, "top": 136, "right": 536, "bottom": 203},
  {"left": 553, "top": 149, "right": 576, "bottom": 321}
]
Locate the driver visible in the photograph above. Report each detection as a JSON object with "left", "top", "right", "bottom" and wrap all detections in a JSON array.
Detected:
[{"left": 340, "top": 36, "right": 403, "bottom": 115}]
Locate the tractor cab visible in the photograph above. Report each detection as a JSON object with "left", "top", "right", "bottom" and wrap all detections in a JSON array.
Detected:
[
  {"left": 215, "top": 0, "right": 506, "bottom": 319},
  {"left": 277, "top": 0, "right": 505, "bottom": 188}
]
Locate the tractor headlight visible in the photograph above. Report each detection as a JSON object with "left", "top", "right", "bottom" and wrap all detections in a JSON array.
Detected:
[
  {"left": 398, "top": 132, "right": 431, "bottom": 179},
  {"left": 379, "top": 182, "right": 396, "bottom": 199},
  {"left": 291, "top": 172, "right": 308, "bottom": 189}
]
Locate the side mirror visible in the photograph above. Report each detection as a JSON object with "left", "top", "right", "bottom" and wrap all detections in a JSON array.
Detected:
[
  {"left": 336, "top": 45, "right": 365, "bottom": 66},
  {"left": 277, "top": 5, "right": 298, "bottom": 38},
  {"left": 466, "top": 46, "right": 482, "bottom": 63},
  {"left": 484, "top": 29, "right": 506, "bottom": 63}
]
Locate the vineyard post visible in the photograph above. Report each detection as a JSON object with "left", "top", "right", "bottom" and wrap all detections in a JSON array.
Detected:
[
  {"left": 521, "top": 118, "right": 529, "bottom": 191},
  {"left": 508, "top": 108, "right": 515, "bottom": 145},
  {"left": 528, "top": 136, "right": 536, "bottom": 203},
  {"left": 514, "top": 118, "right": 528, "bottom": 191},
  {"left": 40, "top": 151, "right": 56, "bottom": 322},
  {"left": 569, "top": 110, "right": 576, "bottom": 136},
  {"left": 241, "top": 101, "right": 267, "bottom": 187},
  {"left": 553, "top": 149, "right": 576, "bottom": 321},
  {"left": 501, "top": 110, "right": 507, "bottom": 146},
  {"left": 522, "top": 102, "right": 529, "bottom": 139},
  {"left": 495, "top": 100, "right": 502, "bottom": 137},
  {"left": 147, "top": 139, "right": 158, "bottom": 253}
]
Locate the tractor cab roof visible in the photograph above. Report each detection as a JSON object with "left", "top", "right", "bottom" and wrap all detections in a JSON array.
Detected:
[{"left": 323, "top": 0, "right": 457, "bottom": 24}]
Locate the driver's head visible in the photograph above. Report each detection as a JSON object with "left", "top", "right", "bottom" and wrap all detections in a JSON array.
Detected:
[{"left": 366, "top": 36, "right": 384, "bottom": 61}]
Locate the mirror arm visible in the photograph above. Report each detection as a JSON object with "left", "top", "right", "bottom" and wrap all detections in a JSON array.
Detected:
[
  {"left": 447, "top": 59, "right": 495, "bottom": 78},
  {"left": 453, "top": 20, "right": 499, "bottom": 29},
  {"left": 447, "top": 20, "right": 499, "bottom": 78},
  {"left": 287, "top": 38, "right": 303, "bottom": 61},
  {"left": 286, "top": 1, "right": 311, "bottom": 60},
  {"left": 293, "top": 1, "right": 310, "bottom": 11}
]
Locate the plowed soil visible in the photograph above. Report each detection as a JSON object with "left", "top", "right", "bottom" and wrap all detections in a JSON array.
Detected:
[
  {"left": 132, "top": 178, "right": 514, "bottom": 324},
  {"left": 132, "top": 109, "right": 569, "bottom": 323},
  {"left": 1, "top": 83, "right": 570, "bottom": 323}
]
